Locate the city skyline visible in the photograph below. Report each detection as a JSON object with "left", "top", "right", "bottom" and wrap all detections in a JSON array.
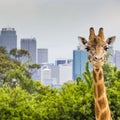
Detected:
[
  {"left": 0, "top": 0, "right": 120, "bottom": 62},
  {"left": 0, "top": 27, "right": 120, "bottom": 84}
]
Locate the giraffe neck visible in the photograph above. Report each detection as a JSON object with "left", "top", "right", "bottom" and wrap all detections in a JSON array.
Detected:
[{"left": 93, "top": 67, "right": 112, "bottom": 120}]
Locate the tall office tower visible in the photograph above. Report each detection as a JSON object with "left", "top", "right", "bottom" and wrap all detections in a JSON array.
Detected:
[
  {"left": 21, "top": 38, "right": 36, "bottom": 64},
  {"left": 58, "top": 64, "right": 72, "bottom": 85},
  {"left": 0, "top": 28, "right": 17, "bottom": 52},
  {"left": 73, "top": 46, "right": 88, "bottom": 80},
  {"left": 41, "top": 66, "right": 52, "bottom": 86},
  {"left": 114, "top": 50, "right": 120, "bottom": 70},
  {"left": 50, "top": 64, "right": 59, "bottom": 85},
  {"left": 37, "top": 48, "right": 48, "bottom": 64}
]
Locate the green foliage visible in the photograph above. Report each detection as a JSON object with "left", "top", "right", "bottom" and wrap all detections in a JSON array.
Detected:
[
  {"left": 107, "top": 80, "right": 120, "bottom": 120},
  {"left": 28, "top": 63, "right": 41, "bottom": 76},
  {"left": 28, "top": 64, "right": 41, "bottom": 69},
  {"left": 0, "top": 47, "right": 120, "bottom": 119},
  {"left": 0, "top": 86, "right": 34, "bottom": 120},
  {"left": 0, "top": 47, "right": 18, "bottom": 82},
  {"left": 9, "top": 48, "right": 30, "bottom": 60},
  {"left": 0, "top": 46, "right": 8, "bottom": 54},
  {"left": 103, "top": 62, "right": 120, "bottom": 120},
  {"left": 60, "top": 81, "right": 94, "bottom": 120},
  {"left": 82, "top": 61, "right": 93, "bottom": 88},
  {"left": 5, "top": 68, "right": 34, "bottom": 93},
  {"left": 0, "top": 47, "right": 31, "bottom": 86}
]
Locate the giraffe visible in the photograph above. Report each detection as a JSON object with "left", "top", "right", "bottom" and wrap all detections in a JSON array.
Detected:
[{"left": 78, "top": 27, "right": 116, "bottom": 120}]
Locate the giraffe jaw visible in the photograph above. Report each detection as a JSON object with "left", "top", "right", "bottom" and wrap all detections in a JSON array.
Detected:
[
  {"left": 88, "top": 54, "right": 106, "bottom": 68},
  {"left": 92, "top": 61, "right": 104, "bottom": 68}
]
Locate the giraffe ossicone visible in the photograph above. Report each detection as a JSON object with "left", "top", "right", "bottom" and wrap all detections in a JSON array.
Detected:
[{"left": 78, "top": 27, "right": 115, "bottom": 120}]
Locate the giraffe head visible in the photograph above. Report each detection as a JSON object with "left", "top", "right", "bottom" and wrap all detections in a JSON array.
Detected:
[{"left": 78, "top": 27, "right": 116, "bottom": 68}]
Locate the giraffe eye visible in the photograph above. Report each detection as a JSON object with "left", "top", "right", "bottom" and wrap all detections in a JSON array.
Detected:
[
  {"left": 104, "top": 46, "right": 109, "bottom": 51},
  {"left": 85, "top": 46, "right": 90, "bottom": 51}
]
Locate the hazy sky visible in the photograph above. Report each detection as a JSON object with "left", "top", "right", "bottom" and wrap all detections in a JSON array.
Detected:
[{"left": 0, "top": 0, "right": 120, "bottom": 62}]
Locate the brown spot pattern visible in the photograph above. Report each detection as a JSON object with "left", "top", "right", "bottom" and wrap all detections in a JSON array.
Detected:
[
  {"left": 94, "top": 38, "right": 97, "bottom": 45},
  {"left": 93, "top": 70, "right": 97, "bottom": 83},
  {"left": 95, "top": 104, "right": 100, "bottom": 119},
  {"left": 97, "top": 84, "right": 104, "bottom": 98},
  {"left": 98, "top": 97, "right": 107, "bottom": 110},
  {"left": 94, "top": 85, "right": 97, "bottom": 98},
  {"left": 99, "top": 71, "right": 103, "bottom": 80},
  {"left": 100, "top": 110, "right": 108, "bottom": 120},
  {"left": 95, "top": 68, "right": 100, "bottom": 72}
]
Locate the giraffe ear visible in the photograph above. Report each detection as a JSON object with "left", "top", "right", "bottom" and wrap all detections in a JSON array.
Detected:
[
  {"left": 78, "top": 36, "right": 88, "bottom": 46},
  {"left": 106, "top": 36, "right": 116, "bottom": 45}
]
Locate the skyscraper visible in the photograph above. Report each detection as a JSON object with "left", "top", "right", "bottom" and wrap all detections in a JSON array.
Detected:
[
  {"left": 114, "top": 50, "right": 120, "bottom": 70},
  {"left": 21, "top": 38, "right": 36, "bottom": 64},
  {"left": 73, "top": 46, "right": 88, "bottom": 80},
  {"left": 0, "top": 28, "right": 17, "bottom": 52},
  {"left": 59, "top": 64, "right": 72, "bottom": 85},
  {"left": 37, "top": 48, "right": 48, "bottom": 64}
]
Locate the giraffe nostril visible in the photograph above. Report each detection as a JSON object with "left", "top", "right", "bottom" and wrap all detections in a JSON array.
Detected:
[
  {"left": 94, "top": 56, "right": 103, "bottom": 61},
  {"left": 94, "top": 56, "right": 98, "bottom": 60}
]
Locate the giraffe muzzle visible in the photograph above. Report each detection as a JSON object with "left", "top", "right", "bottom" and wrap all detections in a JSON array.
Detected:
[{"left": 94, "top": 56, "right": 103, "bottom": 61}]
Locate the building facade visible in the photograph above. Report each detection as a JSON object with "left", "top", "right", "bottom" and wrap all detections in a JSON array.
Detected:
[
  {"left": 21, "top": 38, "right": 36, "bottom": 64},
  {"left": 0, "top": 28, "right": 17, "bottom": 52},
  {"left": 58, "top": 64, "right": 72, "bottom": 85},
  {"left": 55, "top": 59, "right": 73, "bottom": 66},
  {"left": 107, "top": 46, "right": 114, "bottom": 64},
  {"left": 55, "top": 59, "right": 66, "bottom": 66},
  {"left": 40, "top": 65, "right": 52, "bottom": 86},
  {"left": 37, "top": 48, "right": 48, "bottom": 64},
  {"left": 39, "top": 62, "right": 72, "bottom": 87},
  {"left": 114, "top": 50, "right": 120, "bottom": 70},
  {"left": 73, "top": 47, "right": 88, "bottom": 80}
]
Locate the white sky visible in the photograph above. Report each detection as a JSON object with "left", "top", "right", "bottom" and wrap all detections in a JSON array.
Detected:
[{"left": 0, "top": 0, "right": 120, "bottom": 62}]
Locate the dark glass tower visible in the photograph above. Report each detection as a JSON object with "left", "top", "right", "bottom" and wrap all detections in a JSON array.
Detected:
[
  {"left": 21, "top": 38, "right": 36, "bottom": 64},
  {"left": 0, "top": 28, "right": 17, "bottom": 52},
  {"left": 73, "top": 47, "right": 88, "bottom": 80}
]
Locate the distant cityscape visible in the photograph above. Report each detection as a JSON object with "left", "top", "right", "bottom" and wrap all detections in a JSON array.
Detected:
[{"left": 0, "top": 27, "right": 120, "bottom": 88}]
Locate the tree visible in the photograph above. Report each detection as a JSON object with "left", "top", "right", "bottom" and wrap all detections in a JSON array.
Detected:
[
  {"left": 0, "top": 46, "right": 8, "bottom": 54},
  {"left": 82, "top": 61, "right": 93, "bottom": 88},
  {"left": 28, "top": 64, "right": 41, "bottom": 76},
  {"left": 9, "top": 48, "right": 30, "bottom": 61},
  {"left": 0, "top": 85, "right": 35, "bottom": 120},
  {"left": 103, "top": 62, "right": 120, "bottom": 120},
  {"left": 0, "top": 48, "right": 13, "bottom": 83},
  {"left": 0, "top": 47, "right": 31, "bottom": 87},
  {"left": 0, "top": 49, "right": 120, "bottom": 119},
  {"left": 5, "top": 68, "right": 34, "bottom": 93}
]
